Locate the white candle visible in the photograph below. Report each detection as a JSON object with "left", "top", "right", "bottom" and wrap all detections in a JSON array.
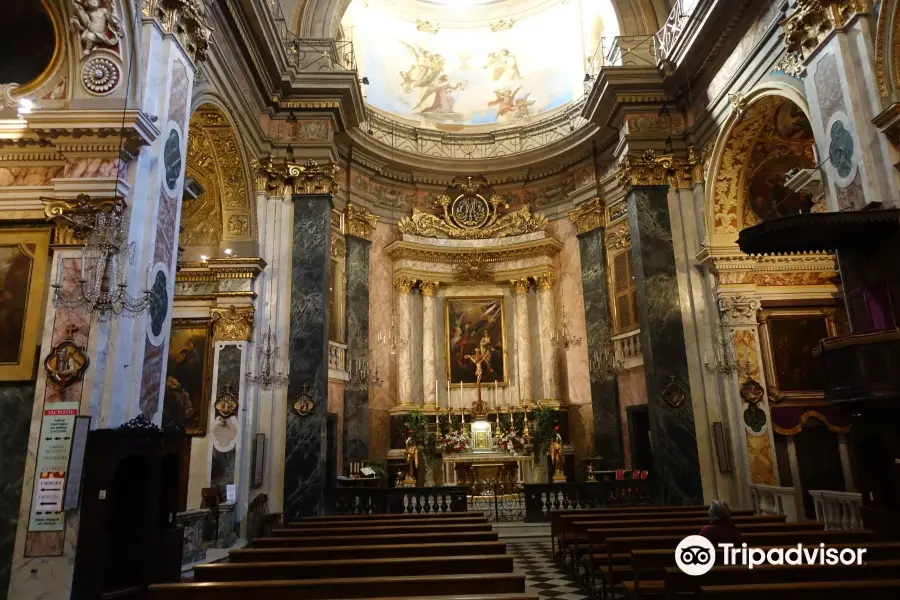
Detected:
[
  {"left": 55, "top": 259, "right": 62, "bottom": 286},
  {"left": 447, "top": 381, "right": 450, "bottom": 408},
  {"left": 79, "top": 256, "right": 85, "bottom": 281},
  {"left": 146, "top": 260, "right": 153, "bottom": 289},
  {"left": 435, "top": 379, "right": 438, "bottom": 405}
]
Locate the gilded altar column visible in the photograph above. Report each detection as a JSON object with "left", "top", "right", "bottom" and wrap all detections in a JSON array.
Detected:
[
  {"left": 394, "top": 276, "right": 415, "bottom": 407},
  {"left": 511, "top": 279, "right": 533, "bottom": 406},
  {"left": 420, "top": 281, "right": 440, "bottom": 409},
  {"left": 535, "top": 272, "right": 560, "bottom": 403}
]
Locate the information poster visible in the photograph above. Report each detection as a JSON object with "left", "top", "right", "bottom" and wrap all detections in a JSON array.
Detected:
[{"left": 28, "top": 401, "right": 80, "bottom": 532}]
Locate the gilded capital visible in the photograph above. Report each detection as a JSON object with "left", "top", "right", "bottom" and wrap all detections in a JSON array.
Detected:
[
  {"left": 331, "top": 237, "right": 346, "bottom": 258},
  {"left": 393, "top": 276, "right": 415, "bottom": 294},
  {"left": 256, "top": 155, "right": 286, "bottom": 197},
  {"left": 510, "top": 278, "right": 531, "bottom": 295},
  {"left": 616, "top": 150, "right": 673, "bottom": 192},
  {"left": 534, "top": 272, "right": 556, "bottom": 291},
  {"left": 344, "top": 203, "right": 378, "bottom": 240},
  {"left": 286, "top": 159, "right": 339, "bottom": 196},
  {"left": 43, "top": 193, "right": 124, "bottom": 246},
  {"left": 211, "top": 305, "right": 255, "bottom": 341},
  {"left": 568, "top": 198, "right": 605, "bottom": 235},
  {"left": 419, "top": 280, "right": 440, "bottom": 297},
  {"left": 142, "top": 0, "right": 212, "bottom": 63}
]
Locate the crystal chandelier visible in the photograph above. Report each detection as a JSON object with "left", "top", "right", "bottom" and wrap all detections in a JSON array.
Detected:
[
  {"left": 246, "top": 327, "right": 289, "bottom": 390},
  {"left": 589, "top": 340, "right": 624, "bottom": 383},
  {"left": 347, "top": 332, "right": 383, "bottom": 391},
  {"left": 550, "top": 310, "right": 583, "bottom": 350},
  {"left": 377, "top": 308, "right": 407, "bottom": 355},
  {"left": 51, "top": 198, "right": 150, "bottom": 322}
]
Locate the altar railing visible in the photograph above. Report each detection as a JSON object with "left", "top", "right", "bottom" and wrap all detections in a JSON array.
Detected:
[
  {"left": 523, "top": 480, "right": 651, "bottom": 522},
  {"left": 809, "top": 489, "right": 864, "bottom": 530},
  {"left": 750, "top": 484, "right": 799, "bottom": 522},
  {"left": 323, "top": 486, "right": 471, "bottom": 515}
]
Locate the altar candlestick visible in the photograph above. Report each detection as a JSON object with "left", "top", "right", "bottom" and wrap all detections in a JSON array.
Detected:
[
  {"left": 446, "top": 380, "right": 450, "bottom": 409},
  {"left": 55, "top": 260, "right": 62, "bottom": 286},
  {"left": 494, "top": 381, "right": 498, "bottom": 408},
  {"left": 434, "top": 379, "right": 438, "bottom": 407}
]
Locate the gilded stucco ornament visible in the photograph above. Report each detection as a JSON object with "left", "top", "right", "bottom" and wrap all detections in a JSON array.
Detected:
[
  {"left": 617, "top": 150, "right": 697, "bottom": 191},
  {"left": 141, "top": 0, "right": 213, "bottom": 63},
  {"left": 70, "top": 0, "right": 124, "bottom": 56},
  {"left": 780, "top": 0, "right": 867, "bottom": 62},
  {"left": 43, "top": 193, "right": 123, "bottom": 245},
  {"left": 286, "top": 159, "right": 339, "bottom": 195},
  {"left": 568, "top": 198, "right": 604, "bottom": 235},
  {"left": 398, "top": 191, "right": 548, "bottom": 240},
  {"left": 344, "top": 203, "right": 379, "bottom": 240},
  {"left": 211, "top": 305, "right": 255, "bottom": 341}
]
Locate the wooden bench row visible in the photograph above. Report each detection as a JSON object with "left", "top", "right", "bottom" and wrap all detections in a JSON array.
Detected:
[{"left": 229, "top": 540, "right": 509, "bottom": 563}]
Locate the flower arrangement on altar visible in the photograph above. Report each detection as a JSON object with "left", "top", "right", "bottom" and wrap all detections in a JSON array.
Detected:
[
  {"left": 497, "top": 426, "right": 525, "bottom": 454},
  {"left": 437, "top": 428, "right": 470, "bottom": 453}
]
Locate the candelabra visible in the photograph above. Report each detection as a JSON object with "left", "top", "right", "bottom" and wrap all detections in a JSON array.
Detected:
[
  {"left": 550, "top": 311, "right": 583, "bottom": 350},
  {"left": 589, "top": 342, "right": 625, "bottom": 383},
  {"left": 705, "top": 324, "right": 741, "bottom": 375},
  {"left": 246, "top": 327, "right": 289, "bottom": 390},
  {"left": 51, "top": 199, "right": 150, "bottom": 322},
  {"left": 377, "top": 309, "right": 407, "bottom": 356}
]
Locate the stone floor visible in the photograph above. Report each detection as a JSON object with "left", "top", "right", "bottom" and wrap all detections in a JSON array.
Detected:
[{"left": 507, "top": 540, "right": 591, "bottom": 600}]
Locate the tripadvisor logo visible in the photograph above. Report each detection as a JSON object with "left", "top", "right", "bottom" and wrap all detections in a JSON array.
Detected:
[{"left": 675, "top": 535, "right": 868, "bottom": 576}]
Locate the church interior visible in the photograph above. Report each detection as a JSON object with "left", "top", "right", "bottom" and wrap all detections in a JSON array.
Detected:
[{"left": 3, "top": 0, "right": 900, "bottom": 599}]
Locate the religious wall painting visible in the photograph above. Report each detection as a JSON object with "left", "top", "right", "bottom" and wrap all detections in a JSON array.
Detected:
[
  {"left": 746, "top": 155, "right": 815, "bottom": 222},
  {"left": 445, "top": 297, "right": 507, "bottom": 386},
  {"left": 0, "top": 229, "right": 50, "bottom": 381},
  {"left": 163, "top": 318, "right": 213, "bottom": 435},
  {"left": 759, "top": 308, "right": 838, "bottom": 403},
  {"left": 774, "top": 102, "right": 814, "bottom": 141}
]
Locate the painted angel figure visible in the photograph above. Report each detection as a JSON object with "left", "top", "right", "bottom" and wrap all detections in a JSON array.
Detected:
[
  {"left": 488, "top": 87, "right": 521, "bottom": 118},
  {"left": 70, "top": 0, "right": 124, "bottom": 56},
  {"left": 415, "top": 75, "right": 467, "bottom": 116},
  {"left": 399, "top": 41, "right": 443, "bottom": 94},
  {"left": 514, "top": 94, "right": 536, "bottom": 120},
  {"left": 484, "top": 49, "right": 522, "bottom": 82}
]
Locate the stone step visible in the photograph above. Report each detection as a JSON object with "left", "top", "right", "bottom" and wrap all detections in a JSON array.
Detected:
[{"left": 493, "top": 522, "right": 550, "bottom": 540}]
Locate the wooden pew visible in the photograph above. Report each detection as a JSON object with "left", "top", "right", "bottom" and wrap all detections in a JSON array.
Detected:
[
  {"left": 589, "top": 522, "right": 827, "bottom": 598},
  {"left": 150, "top": 573, "right": 527, "bottom": 600},
  {"left": 666, "top": 559, "right": 900, "bottom": 596},
  {"left": 287, "top": 516, "right": 488, "bottom": 528},
  {"left": 566, "top": 514, "right": 785, "bottom": 574},
  {"left": 699, "top": 579, "right": 900, "bottom": 600},
  {"left": 616, "top": 529, "right": 878, "bottom": 599},
  {"left": 274, "top": 522, "right": 494, "bottom": 536},
  {"left": 297, "top": 511, "right": 485, "bottom": 521},
  {"left": 230, "top": 540, "right": 509, "bottom": 563},
  {"left": 194, "top": 554, "right": 515, "bottom": 582},
  {"left": 555, "top": 510, "right": 756, "bottom": 565},
  {"left": 252, "top": 530, "right": 499, "bottom": 548}
]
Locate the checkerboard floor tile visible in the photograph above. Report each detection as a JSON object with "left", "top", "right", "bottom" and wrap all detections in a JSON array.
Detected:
[{"left": 506, "top": 541, "right": 591, "bottom": 600}]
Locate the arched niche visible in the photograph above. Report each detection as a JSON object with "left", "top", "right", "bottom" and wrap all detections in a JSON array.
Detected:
[
  {"left": 705, "top": 85, "right": 821, "bottom": 249},
  {"left": 181, "top": 103, "right": 256, "bottom": 253},
  {"left": 1, "top": 0, "right": 67, "bottom": 105}
]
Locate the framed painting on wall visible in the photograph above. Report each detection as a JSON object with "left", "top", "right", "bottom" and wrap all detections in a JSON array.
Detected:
[
  {"left": 444, "top": 296, "right": 507, "bottom": 386},
  {"left": 163, "top": 318, "right": 213, "bottom": 435},
  {"left": 0, "top": 228, "right": 51, "bottom": 381},
  {"left": 759, "top": 308, "right": 838, "bottom": 404}
]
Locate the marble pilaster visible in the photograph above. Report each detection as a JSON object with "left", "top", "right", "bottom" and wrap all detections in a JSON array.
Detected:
[
  {"left": 511, "top": 279, "right": 533, "bottom": 405},
  {"left": 394, "top": 277, "right": 415, "bottom": 407},
  {"left": 535, "top": 273, "right": 560, "bottom": 402},
  {"left": 344, "top": 236, "right": 371, "bottom": 467},
  {"left": 210, "top": 344, "right": 244, "bottom": 499},
  {"left": 578, "top": 228, "right": 623, "bottom": 468},
  {"left": 284, "top": 194, "right": 332, "bottom": 522},
  {"left": 420, "top": 281, "right": 440, "bottom": 409},
  {"left": 627, "top": 186, "right": 703, "bottom": 505}
]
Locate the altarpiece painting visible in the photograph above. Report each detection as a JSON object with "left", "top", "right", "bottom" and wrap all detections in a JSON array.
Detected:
[
  {"left": 163, "top": 318, "right": 213, "bottom": 435},
  {"left": 445, "top": 297, "right": 507, "bottom": 386}
]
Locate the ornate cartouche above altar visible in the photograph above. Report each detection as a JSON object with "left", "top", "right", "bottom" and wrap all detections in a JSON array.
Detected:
[{"left": 398, "top": 179, "right": 547, "bottom": 240}]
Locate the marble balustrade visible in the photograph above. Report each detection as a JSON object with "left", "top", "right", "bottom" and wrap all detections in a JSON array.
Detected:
[{"left": 176, "top": 509, "right": 210, "bottom": 564}]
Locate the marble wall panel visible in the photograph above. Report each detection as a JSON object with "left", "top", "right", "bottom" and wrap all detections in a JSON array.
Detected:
[
  {"left": 628, "top": 188, "right": 703, "bottom": 505},
  {"left": 284, "top": 195, "right": 332, "bottom": 521},
  {"left": 577, "top": 227, "right": 623, "bottom": 468},
  {"left": 369, "top": 409, "right": 391, "bottom": 461},
  {"left": 369, "top": 223, "right": 396, "bottom": 412},
  {"left": 345, "top": 236, "right": 370, "bottom": 466},
  {"left": 0, "top": 383, "right": 35, "bottom": 600},
  {"left": 328, "top": 381, "right": 344, "bottom": 474},
  {"left": 210, "top": 345, "right": 242, "bottom": 496},
  {"left": 617, "top": 366, "right": 648, "bottom": 470},
  {"left": 569, "top": 404, "right": 595, "bottom": 477}
]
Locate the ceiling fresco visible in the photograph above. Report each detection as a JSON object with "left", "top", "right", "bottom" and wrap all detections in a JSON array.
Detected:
[{"left": 342, "top": 0, "right": 619, "bottom": 131}]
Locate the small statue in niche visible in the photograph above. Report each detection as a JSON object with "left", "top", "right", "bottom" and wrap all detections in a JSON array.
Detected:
[
  {"left": 70, "top": 0, "right": 124, "bottom": 56},
  {"left": 550, "top": 428, "right": 566, "bottom": 482}
]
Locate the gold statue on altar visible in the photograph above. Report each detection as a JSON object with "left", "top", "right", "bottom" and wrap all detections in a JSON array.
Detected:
[
  {"left": 404, "top": 434, "right": 419, "bottom": 486},
  {"left": 551, "top": 430, "right": 567, "bottom": 482}
]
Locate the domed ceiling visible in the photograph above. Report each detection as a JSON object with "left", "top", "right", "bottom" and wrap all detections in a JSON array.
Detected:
[{"left": 342, "top": 0, "right": 620, "bottom": 131}]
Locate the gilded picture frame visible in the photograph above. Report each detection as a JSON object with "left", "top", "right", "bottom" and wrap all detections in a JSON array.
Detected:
[
  {"left": 163, "top": 318, "right": 213, "bottom": 435},
  {"left": 758, "top": 307, "right": 837, "bottom": 404},
  {"left": 0, "top": 228, "right": 51, "bottom": 381},
  {"left": 444, "top": 296, "right": 508, "bottom": 387}
]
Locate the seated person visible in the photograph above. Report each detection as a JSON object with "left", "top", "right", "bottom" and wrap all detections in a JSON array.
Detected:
[{"left": 700, "top": 500, "right": 744, "bottom": 545}]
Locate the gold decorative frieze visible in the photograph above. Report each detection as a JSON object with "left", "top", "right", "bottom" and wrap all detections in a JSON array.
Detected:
[
  {"left": 616, "top": 150, "right": 699, "bottom": 191},
  {"left": 454, "top": 253, "right": 495, "bottom": 283},
  {"left": 141, "top": 0, "right": 213, "bottom": 63},
  {"left": 255, "top": 157, "right": 339, "bottom": 197},
  {"left": 43, "top": 193, "right": 123, "bottom": 245},
  {"left": 393, "top": 276, "right": 415, "bottom": 294},
  {"left": 399, "top": 181, "right": 547, "bottom": 240},
  {"left": 419, "top": 280, "right": 440, "bottom": 297},
  {"left": 386, "top": 237, "right": 562, "bottom": 266},
  {"left": 568, "top": 198, "right": 605, "bottom": 235},
  {"left": 211, "top": 305, "right": 255, "bottom": 341},
  {"left": 780, "top": 0, "right": 867, "bottom": 62},
  {"left": 331, "top": 237, "right": 346, "bottom": 258},
  {"left": 344, "top": 203, "right": 379, "bottom": 240},
  {"left": 605, "top": 221, "right": 631, "bottom": 249}
]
